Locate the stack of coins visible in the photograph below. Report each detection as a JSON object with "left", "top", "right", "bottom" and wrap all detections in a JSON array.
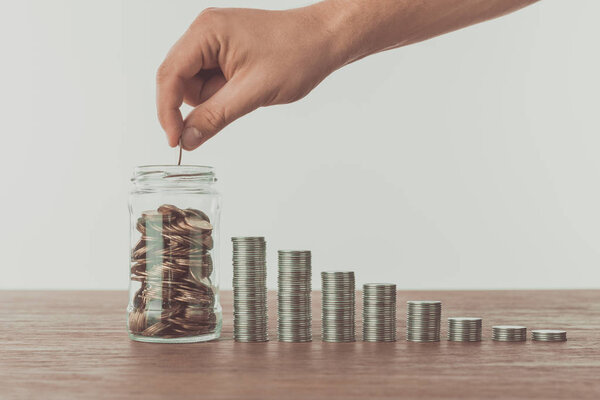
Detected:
[
  {"left": 406, "top": 301, "right": 442, "bottom": 342},
  {"left": 447, "top": 317, "right": 482, "bottom": 342},
  {"left": 321, "top": 271, "right": 355, "bottom": 342},
  {"left": 232, "top": 237, "right": 268, "bottom": 342},
  {"left": 492, "top": 325, "right": 527, "bottom": 342},
  {"left": 362, "top": 283, "right": 397, "bottom": 342},
  {"left": 532, "top": 329, "right": 567, "bottom": 342},
  {"left": 278, "top": 250, "right": 312, "bottom": 342}
]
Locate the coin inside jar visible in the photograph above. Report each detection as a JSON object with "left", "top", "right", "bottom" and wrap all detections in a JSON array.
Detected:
[{"left": 129, "top": 204, "right": 217, "bottom": 338}]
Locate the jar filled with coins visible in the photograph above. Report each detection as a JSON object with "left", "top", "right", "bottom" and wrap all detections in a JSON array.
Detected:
[{"left": 128, "top": 165, "right": 222, "bottom": 342}]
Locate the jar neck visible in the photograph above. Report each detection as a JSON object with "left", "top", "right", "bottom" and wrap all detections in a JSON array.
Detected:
[{"left": 131, "top": 165, "right": 217, "bottom": 191}]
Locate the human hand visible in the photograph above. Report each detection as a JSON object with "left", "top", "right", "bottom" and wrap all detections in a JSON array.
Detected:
[
  {"left": 157, "top": 0, "right": 541, "bottom": 150},
  {"left": 156, "top": 4, "right": 344, "bottom": 150}
]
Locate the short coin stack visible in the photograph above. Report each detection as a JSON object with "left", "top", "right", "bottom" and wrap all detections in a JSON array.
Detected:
[
  {"left": 321, "top": 271, "right": 355, "bottom": 342},
  {"left": 278, "top": 250, "right": 312, "bottom": 342},
  {"left": 362, "top": 283, "right": 397, "bottom": 342},
  {"left": 492, "top": 325, "right": 527, "bottom": 342},
  {"left": 447, "top": 317, "right": 482, "bottom": 342},
  {"left": 232, "top": 237, "right": 268, "bottom": 342},
  {"left": 532, "top": 329, "right": 567, "bottom": 342},
  {"left": 406, "top": 301, "right": 442, "bottom": 342}
]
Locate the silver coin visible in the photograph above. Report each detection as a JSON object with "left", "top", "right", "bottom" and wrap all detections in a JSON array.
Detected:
[
  {"left": 447, "top": 317, "right": 482, "bottom": 342},
  {"left": 232, "top": 236, "right": 268, "bottom": 342},
  {"left": 406, "top": 300, "right": 442, "bottom": 342},
  {"left": 321, "top": 271, "right": 355, "bottom": 342},
  {"left": 277, "top": 250, "right": 312, "bottom": 342},
  {"left": 362, "top": 283, "right": 396, "bottom": 342}
]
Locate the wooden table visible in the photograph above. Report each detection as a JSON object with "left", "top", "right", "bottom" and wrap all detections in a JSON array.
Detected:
[{"left": 1, "top": 290, "right": 599, "bottom": 399}]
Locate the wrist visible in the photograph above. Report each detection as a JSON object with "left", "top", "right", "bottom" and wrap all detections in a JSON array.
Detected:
[
  {"left": 315, "top": 0, "right": 387, "bottom": 67},
  {"left": 303, "top": 0, "right": 365, "bottom": 71}
]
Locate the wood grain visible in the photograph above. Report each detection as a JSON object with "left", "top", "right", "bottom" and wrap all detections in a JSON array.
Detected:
[{"left": 1, "top": 290, "right": 599, "bottom": 399}]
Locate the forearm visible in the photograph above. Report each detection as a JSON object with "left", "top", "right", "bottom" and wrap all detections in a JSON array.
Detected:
[
  {"left": 313, "top": 0, "right": 541, "bottom": 66},
  {"left": 156, "top": 0, "right": 542, "bottom": 148}
]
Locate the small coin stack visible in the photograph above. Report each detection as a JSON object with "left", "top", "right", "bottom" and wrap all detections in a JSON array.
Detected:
[
  {"left": 278, "top": 250, "right": 312, "bottom": 342},
  {"left": 532, "top": 329, "right": 567, "bottom": 342},
  {"left": 321, "top": 271, "right": 356, "bottom": 342},
  {"left": 447, "top": 317, "right": 482, "bottom": 342},
  {"left": 232, "top": 237, "right": 268, "bottom": 342},
  {"left": 492, "top": 325, "right": 527, "bottom": 342},
  {"left": 406, "top": 301, "right": 442, "bottom": 342},
  {"left": 362, "top": 283, "right": 397, "bottom": 342}
]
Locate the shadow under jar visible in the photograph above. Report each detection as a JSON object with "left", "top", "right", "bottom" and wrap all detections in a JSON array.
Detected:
[{"left": 128, "top": 165, "right": 222, "bottom": 343}]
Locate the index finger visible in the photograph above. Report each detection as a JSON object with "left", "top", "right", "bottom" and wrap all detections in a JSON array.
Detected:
[
  {"left": 156, "top": 73, "right": 185, "bottom": 147},
  {"left": 156, "top": 27, "right": 209, "bottom": 147}
]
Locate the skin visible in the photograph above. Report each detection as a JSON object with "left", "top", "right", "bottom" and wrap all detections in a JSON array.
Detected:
[{"left": 157, "top": 0, "right": 541, "bottom": 150}]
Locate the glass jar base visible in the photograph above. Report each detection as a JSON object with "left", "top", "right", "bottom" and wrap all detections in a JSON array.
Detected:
[{"left": 128, "top": 329, "right": 221, "bottom": 344}]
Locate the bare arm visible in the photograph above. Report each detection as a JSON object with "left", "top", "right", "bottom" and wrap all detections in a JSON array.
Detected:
[
  {"left": 157, "top": 0, "right": 541, "bottom": 149},
  {"left": 328, "top": 0, "right": 540, "bottom": 63}
]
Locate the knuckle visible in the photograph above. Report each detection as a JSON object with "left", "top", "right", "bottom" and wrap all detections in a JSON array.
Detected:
[
  {"left": 201, "top": 107, "right": 227, "bottom": 135},
  {"left": 156, "top": 63, "right": 170, "bottom": 83},
  {"left": 190, "top": 8, "right": 228, "bottom": 41},
  {"left": 195, "top": 7, "right": 222, "bottom": 25}
]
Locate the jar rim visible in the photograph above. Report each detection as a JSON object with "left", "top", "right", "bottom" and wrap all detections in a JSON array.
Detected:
[{"left": 132, "top": 165, "right": 216, "bottom": 184}]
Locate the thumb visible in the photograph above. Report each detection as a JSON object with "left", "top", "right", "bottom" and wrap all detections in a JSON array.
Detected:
[{"left": 181, "top": 77, "right": 263, "bottom": 150}]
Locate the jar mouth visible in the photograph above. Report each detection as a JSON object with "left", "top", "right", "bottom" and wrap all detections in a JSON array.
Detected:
[{"left": 132, "top": 165, "right": 216, "bottom": 184}]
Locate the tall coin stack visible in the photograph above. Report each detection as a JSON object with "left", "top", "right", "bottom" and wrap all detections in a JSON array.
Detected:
[
  {"left": 532, "top": 329, "right": 567, "bottom": 342},
  {"left": 447, "top": 317, "right": 482, "bottom": 342},
  {"left": 321, "top": 271, "right": 356, "bottom": 342},
  {"left": 492, "top": 325, "right": 527, "bottom": 342},
  {"left": 362, "top": 283, "right": 397, "bottom": 342},
  {"left": 406, "top": 301, "right": 442, "bottom": 342},
  {"left": 278, "top": 250, "right": 312, "bottom": 342},
  {"left": 232, "top": 237, "right": 268, "bottom": 342}
]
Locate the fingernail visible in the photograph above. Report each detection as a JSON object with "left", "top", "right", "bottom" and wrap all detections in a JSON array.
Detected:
[{"left": 181, "top": 126, "right": 202, "bottom": 150}]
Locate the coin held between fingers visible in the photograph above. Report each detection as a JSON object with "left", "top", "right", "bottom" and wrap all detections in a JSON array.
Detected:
[{"left": 178, "top": 138, "right": 183, "bottom": 165}]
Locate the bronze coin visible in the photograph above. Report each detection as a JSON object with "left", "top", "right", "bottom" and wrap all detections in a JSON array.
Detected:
[
  {"left": 183, "top": 208, "right": 210, "bottom": 223},
  {"left": 129, "top": 203, "right": 217, "bottom": 339}
]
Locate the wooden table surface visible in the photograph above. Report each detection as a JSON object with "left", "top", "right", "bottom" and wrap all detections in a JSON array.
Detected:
[{"left": 1, "top": 290, "right": 599, "bottom": 399}]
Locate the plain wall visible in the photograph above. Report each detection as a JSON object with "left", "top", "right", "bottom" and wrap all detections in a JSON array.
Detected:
[{"left": 1, "top": 0, "right": 599, "bottom": 290}]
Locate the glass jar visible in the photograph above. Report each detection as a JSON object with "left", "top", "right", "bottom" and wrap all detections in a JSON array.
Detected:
[{"left": 128, "top": 165, "right": 222, "bottom": 343}]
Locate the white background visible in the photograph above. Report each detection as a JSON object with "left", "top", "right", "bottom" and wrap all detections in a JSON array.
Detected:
[{"left": 0, "top": 0, "right": 598, "bottom": 290}]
